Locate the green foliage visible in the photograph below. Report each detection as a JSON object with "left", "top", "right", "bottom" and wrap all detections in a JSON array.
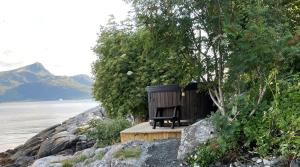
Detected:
[
  {"left": 62, "top": 161, "right": 72, "bottom": 167},
  {"left": 92, "top": 18, "right": 195, "bottom": 118},
  {"left": 58, "top": 155, "right": 88, "bottom": 167},
  {"left": 87, "top": 118, "right": 131, "bottom": 147},
  {"left": 239, "top": 74, "right": 300, "bottom": 157},
  {"left": 284, "top": 0, "right": 300, "bottom": 32},
  {"left": 92, "top": 0, "right": 300, "bottom": 165},
  {"left": 72, "top": 155, "right": 88, "bottom": 164},
  {"left": 81, "top": 151, "right": 106, "bottom": 165},
  {"left": 113, "top": 146, "right": 142, "bottom": 159},
  {"left": 188, "top": 74, "right": 300, "bottom": 165},
  {"left": 272, "top": 75, "right": 300, "bottom": 157},
  {"left": 187, "top": 113, "right": 242, "bottom": 166},
  {"left": 186, "top": 139, "right": 228, "bottom": 167},
  {"left": 92, "top": 24, "right": 148, "bottom": 118},
  {"left": 96, "top": 152, "right": 105, "bottom": 160},
  {"left": 210, "top": 113, "right": 243, "bottom": 152}
]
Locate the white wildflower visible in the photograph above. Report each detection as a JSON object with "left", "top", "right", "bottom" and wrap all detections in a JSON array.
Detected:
[{"left": 126, "top": 71, "right": 133, "bottom": 76}]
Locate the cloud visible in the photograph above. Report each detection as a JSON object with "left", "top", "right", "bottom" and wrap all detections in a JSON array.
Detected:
[
  {"left": 0, "top": 0, "right": 131, "bottom": 76},
  {"left": 0, "top": 61, "right": 22, "bottom": 68},
  {"left": 2, "top": 50, "right": 12, "bottom": 56}
]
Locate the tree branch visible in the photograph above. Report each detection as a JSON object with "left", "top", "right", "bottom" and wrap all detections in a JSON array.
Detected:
[{"left": 249, "top": 82, "right": 267, "bottom": 116}]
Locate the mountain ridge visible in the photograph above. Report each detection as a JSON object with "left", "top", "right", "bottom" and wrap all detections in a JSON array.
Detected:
[{"left": 0, "top": 62, "right": 93, "bottom": 102}]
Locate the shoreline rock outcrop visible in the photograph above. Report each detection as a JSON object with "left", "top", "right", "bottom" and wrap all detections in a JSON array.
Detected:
[
  {"left": 30, "top": 139, "right": 188, "bottom": 167},
  {"left": 2, "top": 108, "right": 296, "bottom": 167},
  {"left": 0, "top": 106, "right": 105, "bottom": 167}
]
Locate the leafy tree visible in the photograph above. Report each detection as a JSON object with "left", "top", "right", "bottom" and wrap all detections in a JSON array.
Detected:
[
  {"left": 129, "top": 0, "right": 300, "bottom": 117},
  {"left": 92, "top": 0, "right": 300, "bottom": 164},
  {"left": 124, "top": 1, "right": 299, "bottom": 163},
  {"left": 129, "top": 0, "right": 229, "bottom": 114},
  {"left": 283, "top": 0, "right": 300, "bottom": 32},
  {"left": 92, "top": 17, "right": 194, "bottom": 119},
  {"left": 92, "top": 19, "right": 148, "bottom": 118},
  {"left": 225, "top": 0, "right": 300, "bottom": 116}
]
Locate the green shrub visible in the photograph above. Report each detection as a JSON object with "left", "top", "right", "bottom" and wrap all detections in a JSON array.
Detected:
[
  {"left": 269, "top": 78, "right": 300, "bottom": 157},
  {"left": 87, "top": 118, "right": 131, "bottom": 147},
  {"left": 188, "top": 75, "right": 300, "bottom": 166},
  {"left": 243, "top": 76, "right": 300, "bottom": 157},
  {"left": 186, "top": 139, "right": 225, "bottom": 167},
  {"left": 113, "top": 147, "right": 142, "bottom": 159},
  {"left": 82, "top": 152, "right": 106, "bottom": 165},
  {"left": 58, "top": 155, "right": 89, "bottom": 167},
  {"left": 96, "top": 152, "right": 105, "bottom": 160},
  {"left": 92, "top": 18, "right": 195, "bottom": 119},
  {"left": 209, "top": 112, "right": 240, "bottom": 145},
  {"left": 72, "top": 155, "right": 88, "bottom": 164},
  {"left": 62, "top": 161, "right": 72, "bottom": 167}
]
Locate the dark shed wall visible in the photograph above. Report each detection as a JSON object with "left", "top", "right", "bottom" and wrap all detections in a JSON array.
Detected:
[
  {"left": 146, "top": 83, "right": 215, "bottom": 124},
  {"left": 147, "top": 85, "right": 181, "bottom": 119}
]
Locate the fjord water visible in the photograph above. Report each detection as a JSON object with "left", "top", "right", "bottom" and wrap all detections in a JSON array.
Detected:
[{"left": 0, "top": 100, "right": 99, "bottom": 152}]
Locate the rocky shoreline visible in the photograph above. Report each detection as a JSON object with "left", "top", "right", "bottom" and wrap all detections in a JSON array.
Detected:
[
  {"left": 0, "top": 106, "right": 105, "bottom": 167},
  {"left": 1, "top": 106, "right": 297, "bottom": 167}
]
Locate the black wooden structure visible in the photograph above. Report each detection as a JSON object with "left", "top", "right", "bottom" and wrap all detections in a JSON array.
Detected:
[
  {"left": 152, "top": 105, "right": 181, "bottom": 129},
  {"left": 146, "top": 83, "right": 215, "bottom": 125}
]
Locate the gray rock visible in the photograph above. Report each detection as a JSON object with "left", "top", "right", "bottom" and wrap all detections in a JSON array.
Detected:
[
  {"left": 263, "top": 159, "right": 271, "bottom": 166},
  {"left": 215, "top": 162, "right": 222, "bottom": 166},
  {"left": 290, "top": 159, "right": 300, "bottom": 167},
  {"left": 256, "top": 159, "right": 262, "bottom": 163},
  {"left": 13, "top": 155, "right": 35, "bottom": 167},
  {"left": 74, "top": 147, "right": 96, "bottom": 158},
  {"left": 227, "top": 156, "right": 291, "bottom": 167},
  {"left": 234, "top": 161, "right": 242, "bottom": 166},
  {"left": 86, "top": 160, "right": 108, "bottom": 167},
  {"left": 2, "top": 106, "right": 105, "bottom": 167},
  {"left": 65, "top": 139, "right": 187, "bottom": 167},
  {"left": 63, "top": 106, "right": 106, "bottom": 133},
  {"left": 95, "top": 146, "right": 111, "bottom": 157},
  {"left": 37, "top": 131, "right": 77, "bottom": 158},
  {"left": 30, "top": 155, "right": 71, "bottom": 167},
  {"left": 78, "top": 135, "right": 87, "bottom": 141},
  {"left": 144, "top": 139, "right": 186, "bottom": 167},
  {"left": 177, "top": 119, "right": 215, "bottom": 160}
]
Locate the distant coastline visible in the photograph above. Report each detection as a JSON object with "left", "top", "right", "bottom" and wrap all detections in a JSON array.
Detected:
[
  {"left": 0, "top": 98, "right": 95, "bottom": 104},
  {"left": 0, "top": 62, "right": 93, "bottom": 102}
]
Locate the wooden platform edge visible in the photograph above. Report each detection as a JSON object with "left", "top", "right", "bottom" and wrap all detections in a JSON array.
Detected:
[{"left": 120, "top": 131, "right": 182, "bottom": 143}]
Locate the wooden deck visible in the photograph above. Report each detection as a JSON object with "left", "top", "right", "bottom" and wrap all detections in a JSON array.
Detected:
[{"left": 120, "top": 122, "right": 185, "bottom": 143}]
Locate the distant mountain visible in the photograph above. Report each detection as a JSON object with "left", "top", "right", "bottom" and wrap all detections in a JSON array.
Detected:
[
  {"left": 71, "top": 74, "right": 93, "bottom": 85},
  {"left": 0, "top": 62, "right": 93, "bottom": 102}
]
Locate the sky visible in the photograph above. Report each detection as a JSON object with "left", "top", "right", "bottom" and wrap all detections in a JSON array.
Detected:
[{"left": 0, "top": 0, "right": 131, "bottom": 76}]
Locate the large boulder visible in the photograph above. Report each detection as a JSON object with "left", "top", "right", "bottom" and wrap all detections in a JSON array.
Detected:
[
  {"left": 1, "top": 105, "right": 105, "bottom": 167},
  {"left": 37, "top": 131, "right": 77, "bottom": 158},
  {"left": 177, "top": 119, "right": 216, "bottom": 160},
  {"left": 30, "top": 155, "right": 72, "bottom": 167},
  {"left": 31, "top": 139, "right": 188, "bottom": 167}
]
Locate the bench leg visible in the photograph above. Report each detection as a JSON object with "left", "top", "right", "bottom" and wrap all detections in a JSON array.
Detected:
[
  {"left": 171, "top": 119, "right": 175, "bottom": 129},
  {"left": 153, "top": 120, "right": 157, "bottom": 129}
]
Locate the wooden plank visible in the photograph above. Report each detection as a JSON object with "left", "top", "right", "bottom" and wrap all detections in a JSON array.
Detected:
[
  {"left": 121, "top": 122, "right": 184, "bottom": 143},
  {"left": 121, "top": 131, "right": 182, "bottom": 143}
]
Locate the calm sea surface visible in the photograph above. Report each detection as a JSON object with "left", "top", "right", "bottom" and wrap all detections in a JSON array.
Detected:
[{"left": 0, "top": 100, "right": 99, "bottom": 152}]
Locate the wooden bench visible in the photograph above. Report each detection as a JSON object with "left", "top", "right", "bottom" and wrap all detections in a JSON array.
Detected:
[{"left": 152, "top": 105, "right": 181, "bottom": 129}]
